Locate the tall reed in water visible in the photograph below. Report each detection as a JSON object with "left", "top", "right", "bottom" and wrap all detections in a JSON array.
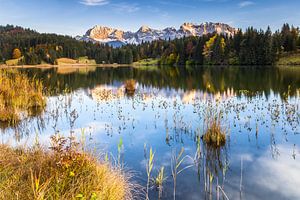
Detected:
[
  {"left": 146, "top": 147, "right": 155, "bottom": 200},
  {"left": 154, "top": 166, "right": 166, "bottom": 199},
  {"left": 203, "top": 110, "right": 226, "bottom": 147},
  {"left": 171, "top": 147, "right": 194, "bottom": 200}
]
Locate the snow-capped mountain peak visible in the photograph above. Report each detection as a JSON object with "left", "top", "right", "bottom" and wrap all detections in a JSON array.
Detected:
[
  {"left": 138, "top": 25, "right": 151, "bottom": 33},
  {"left": 78, "top": 22, "right": 237, "bottom": 46}
]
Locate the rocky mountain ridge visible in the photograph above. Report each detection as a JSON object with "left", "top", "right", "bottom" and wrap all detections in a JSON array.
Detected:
[{"left": 77, "top": 22, "right": 237, "bottom": 46}]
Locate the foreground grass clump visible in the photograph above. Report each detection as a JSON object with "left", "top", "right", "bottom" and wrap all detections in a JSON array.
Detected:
[
  {"left": 0, "top": 135, "right": 133, "bottom": 200},
  {"left": 203, "top": 112, "right": 226, "bottom": 147},
  {"left": 0, "top": 69, "right": 46, "bottom": 125}
]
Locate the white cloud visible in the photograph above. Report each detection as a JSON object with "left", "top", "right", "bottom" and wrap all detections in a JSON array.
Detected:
[
  {"left": 238, "top": 1, "right": 255, "bottom": 8},
  {"left": 80, "top": 0, "right": 109, "bottom": 6},
  {"left": 113, "top": 3, "right": 140, "bottom": 13},
  {"left": 251, "top": 145, "right": 300, "bottom": 199}
]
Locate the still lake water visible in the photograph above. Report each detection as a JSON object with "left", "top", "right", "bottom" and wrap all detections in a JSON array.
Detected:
[{"left": 1, "top": 66, "right": 300, "bottom": 200}]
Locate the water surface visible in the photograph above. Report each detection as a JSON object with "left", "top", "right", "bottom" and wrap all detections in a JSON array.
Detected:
[{"left": 1, "top": 66, "right": 300, "bottom": 200}]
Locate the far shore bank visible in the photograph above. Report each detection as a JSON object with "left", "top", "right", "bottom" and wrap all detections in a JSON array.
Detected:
[
  {"left": 1, "top": 63, "right": 300, "bottom": 69},
  {"left": 0, "top": 63, "right": 136, "bottom": 69}
]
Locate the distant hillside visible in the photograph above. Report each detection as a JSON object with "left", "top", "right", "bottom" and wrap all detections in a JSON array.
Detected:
[{"left": 0, "top": 25, "right": 90, "bottom": 65}]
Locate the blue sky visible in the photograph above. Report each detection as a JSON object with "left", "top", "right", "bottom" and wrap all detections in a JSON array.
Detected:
[{"left": 0, "top": 0, "right": 299, "bottom": 36}]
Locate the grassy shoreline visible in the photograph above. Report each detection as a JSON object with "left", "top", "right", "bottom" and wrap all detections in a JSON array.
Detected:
[
  {"left": 2, "top": 53, "right": 300, "bottom": 69},
  {"left": 277, "top": 53, "right": 300, "bottom": 65},
  {"left": 0, "top": 69, "right": 46, "bottom": 126},
  {"left": 0, "top": 70, "right": 135, "bottom": 199},
  {"left": 0, "top": 63, "right": 133, "bottom": 69},
  {"left": 0, "top": 135, "right": 134, "bottom": 200}
]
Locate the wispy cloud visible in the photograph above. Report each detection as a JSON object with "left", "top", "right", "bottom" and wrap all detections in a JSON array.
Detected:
[
  {"left": 112, "top": 3, "right": 140, "bottom": 13},
  {"left": 158, "top": 0, "right": 196, "bottom": 9},
  {"left": 238, "top": 1, "right": 255, "bottom": 8},
  {"left": 80, "top": 0, "right": 109, "bottom": 6}
]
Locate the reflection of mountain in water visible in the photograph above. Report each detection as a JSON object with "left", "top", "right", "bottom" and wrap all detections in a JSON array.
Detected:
[
  {"left": 21, "top": 66, "right": 300, "bottom": 98},
  {"left": 90, "top": 84, "right": 237, "bottom": 104}
]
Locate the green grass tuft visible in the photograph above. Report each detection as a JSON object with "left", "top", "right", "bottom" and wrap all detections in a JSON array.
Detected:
[
  {"left": 77, "top": 56, "right": 97, "bottom": 65},
  {"left": 277, "top": 53, "right": 300, "bottom": 65},
  {"left": 134, "top": 58, "right": 159, "bottom": 66}
]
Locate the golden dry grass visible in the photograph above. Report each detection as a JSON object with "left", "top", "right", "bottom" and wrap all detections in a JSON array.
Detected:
[
  {"left": 55, "top": 58, "right": 78, "bottom": 65},
  {"left": 0, "top": 135, "right": 133, "bottom": 200},
  {"left": 203, "top": 112, "right": 226, "bottom": 147},
  {"left": 124, "top": 79, "right": 136, "bottom": 96},
  {"left": 0, "top": 69, "right": 46, "bottom": 125},
  {"left": 5, "top": 57, "right": 24, "bottom": 66}
]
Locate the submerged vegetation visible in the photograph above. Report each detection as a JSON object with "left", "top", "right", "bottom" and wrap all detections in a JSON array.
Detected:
[
  {"left": 0, "top": 69, "right": 46, "bottom": 126},
  {"left": 0, "top": 135, "right": 133, "bottom": 200}
]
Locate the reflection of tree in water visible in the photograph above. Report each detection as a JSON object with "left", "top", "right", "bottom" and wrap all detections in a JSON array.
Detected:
[
  {"left": 0, "top": 69, "right": 298, "bottom": 200},
  {"left": 19, "top": 66, "right": 300, "bottom": 98}
]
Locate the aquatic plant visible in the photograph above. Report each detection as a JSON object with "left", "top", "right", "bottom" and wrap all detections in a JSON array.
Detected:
[
  {"left": 217, "top": 185, "right": 230, "bottom": 200},
  {"left": 153, "top": 166, "right": 166, "bottom": 199},
  {"left": 171, "top": 147, "right": 194, "bottom": 200},
  {"left": 203, "top": 110, "right": 226, "bottom": 147},
  {"left": 124, "top": 79, "right": 136, "bottom": 96},
  {"left": 117, "top": 138, "right": 124, "bottom": 166},
  {"left": 0, "top": 135, "right": 134, "bottom": 200},
  {"left": 146, "top": 147, "right": 155, "bottom": 200}
]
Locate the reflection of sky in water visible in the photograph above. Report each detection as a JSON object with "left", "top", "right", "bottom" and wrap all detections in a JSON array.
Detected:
[
  {"left": 1, "top": 82, "right": 300, "bottom": 200},
  {"left": 249, "top": 145, "right": 300, "bottom": 199}
]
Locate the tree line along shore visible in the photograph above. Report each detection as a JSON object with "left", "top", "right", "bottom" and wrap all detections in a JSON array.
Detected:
[{"left": 1, "top": 24, "right": 300, "bottom": 67}]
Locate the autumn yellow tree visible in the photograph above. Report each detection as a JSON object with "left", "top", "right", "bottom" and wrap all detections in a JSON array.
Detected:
[
  {"left": 12, "top": 48, "right": 22, "bottom": 59},
  {"left": 203, "top": 35, "right": 216, "bottom": 62},
  {"left": 203, "top": 35, "right": 226, "bottom": 65}
]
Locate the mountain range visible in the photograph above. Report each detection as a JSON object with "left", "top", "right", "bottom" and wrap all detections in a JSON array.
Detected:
[{"left": 76, "top": 22, "right": 237, "bottom": 47}]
